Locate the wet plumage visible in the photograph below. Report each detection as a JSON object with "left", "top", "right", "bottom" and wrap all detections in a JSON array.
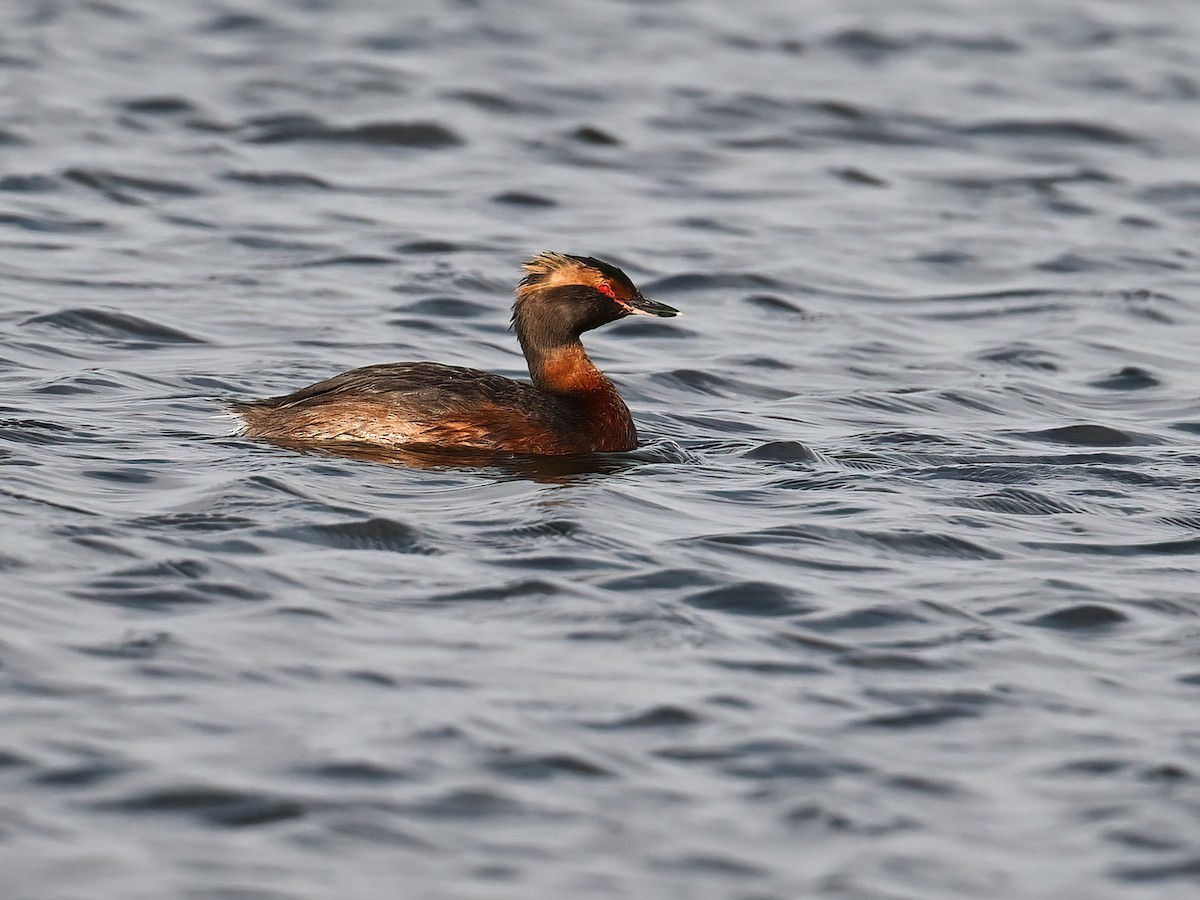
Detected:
[{"left": 233, "top": 253, "right": 679, "bottom": 455}]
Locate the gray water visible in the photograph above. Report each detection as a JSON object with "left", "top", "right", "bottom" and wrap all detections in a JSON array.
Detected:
[{"left": 3, "top": 1, "right": 1200, "bottom": 898}]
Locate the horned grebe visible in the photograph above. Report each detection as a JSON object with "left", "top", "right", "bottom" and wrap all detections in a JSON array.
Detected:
[{"left": 233, "top": 252, "right": 679, "bottom": 455}]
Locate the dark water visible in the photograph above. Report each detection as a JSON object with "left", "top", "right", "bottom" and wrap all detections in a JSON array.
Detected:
[{"left": 3, "top": 1, "right": 1200, "bottom": 897}]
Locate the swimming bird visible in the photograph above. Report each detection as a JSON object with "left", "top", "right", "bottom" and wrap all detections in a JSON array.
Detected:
[{"left": 233, "top": 252, "right": 679, "bottom": 455}]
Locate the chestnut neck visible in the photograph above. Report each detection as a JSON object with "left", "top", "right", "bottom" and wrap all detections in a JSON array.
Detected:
[
  {"left": 523, "top": 340, "right": 613, "bottom": 394},
  {"left": 515, "top": 325, "right": 638, "bottom": 452}
]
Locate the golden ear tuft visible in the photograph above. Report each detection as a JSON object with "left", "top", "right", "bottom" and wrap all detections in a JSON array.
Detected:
[
  {"left": 522, "top": 251, "right": 578, "bottom": 277},
  {"left": 516, "top": 252, "right": 602, "bottom": 303}
]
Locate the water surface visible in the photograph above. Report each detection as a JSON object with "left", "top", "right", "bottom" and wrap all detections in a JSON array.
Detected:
[{"left": 3, "top": 1, "right": 1200, "bottom": 898}]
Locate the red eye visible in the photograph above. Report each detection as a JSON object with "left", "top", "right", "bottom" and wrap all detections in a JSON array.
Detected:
[{"left": 597, "top": 282, "right": 617, "bottom": 299}]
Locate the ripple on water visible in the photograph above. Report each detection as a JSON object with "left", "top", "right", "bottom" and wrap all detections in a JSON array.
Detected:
[
  {"left": 273, "top": 518, "right": 435, "bottom": 553},
  {"left": 74, "top": 559, "right": 270, "bottom": 609},
  {"left": 0, "top": 210, "right": 107, "bottom": 233},
  {"left": 241, "top": 115, "right": 463, "bottom": 148},
  {"left": 75, "top": 630, "right": 172, "bottom": 660},
  {"left": 1028, "top": 603, "right": 1130, "bottom": 630},
  {"left": 298, "top": 760, "right": 409, "bottom": 783},
  {"left": 1087, "top": 366, "right": 1161, "bottom": 390},
  {"left": 96, "top": 786, "right": 308, "bottom": 828},
  {"left": 959, "top": 118, "right": 1141, "bottom": 145},
  {"left": 0, "top": 173, "right": 60, "bottom": 192},
  {"left": 1014, "top": 424, "right": 1162, "bottom": 447},
  {"left": 404, "top": 787, "right": 522, "bottom": 820},
  {"left": 490, "top": 190, "right": 557, "bottom": 207},
  {"left": 119, "top": 95, "right": 198, "bottom": 115},
  {"left": 393, "top": 296, "right": 490, "bottom": 318},
  {"left": 22, "top": 309, "right": 205, "bottom": 346},
  {"left": 484, "top": 749, "right": 612, "bottom": 780},
  {"left": 948, "top": 487, "right": 1086, "bottom": 516},
  {"left": 586, "top": 704, "right": 703, "bottom": 729},
  {"left": 222, "top": 170, "right": 333, "bottom": 189},
  {"left": 804, "top": 604, "right": 928, "bottom": 632},
  {"left": 654, "top": 368, "right": 795, "bottom": 400},
  {"left": 658, "top": 738, "right": 867, "bottom": 782},
  {"left": 682, "top": 581, "right": 812, "bottom": 617},
  {"left": 64, "top": 167, "right": 203, "bottom": 202},
  {"left": 742, "top": 440, "right": 820, "bottom": 462},
  {"left": 432, "top": 578, "right": 560, "bottom": 603}
]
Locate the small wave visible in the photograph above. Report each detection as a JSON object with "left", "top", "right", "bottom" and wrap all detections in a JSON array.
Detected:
[
  {"left": 1024, "top": 537, "right": 1200, "bottom": 557},
  {"left": 403, "top": 787, "right": 521, "bottom": 819},
  {"left": 653, "top": 853, "right": 767, "bottom": 878},
  {"left": 823, "top": 28, "right": 908, "bottom": 62},
  {"left": 96, "top": 785, "right": 307, "bottom": 827},
  {"left": 821, "top": 27, "right": 1019, "bottom": 62},
  {"left": 299, "top": 760, "right": 408, "bottom": 783},
  {"left": 0, "top": 174, "right": 59, "bottom": 192},
  {"left": 301, "top": 254, "right": 396, "bottom": 267},
  {"left": 656, "top": 738, "right": 865, "bottom": 781},
  {"left": 571, "top": 125, "right": 621, "bottom": 146},
  {"left": 395, "top": 296, "right": 489, "bottom": 318},
  {"left": 1088, "top": 366, "right": 1160, "bottom": 390},
  {"left": 442, "top": 89, "right": 532, "bottom": 113},
  {"left": 222, "top": 170, "right": 331, "bottom": 189},
  {"left": 119, "top": 95, "right": 197, "bottom": 115},
  {"left": 200, "top": 12, "right": 273, "bottom": 32},
  {"left": 645, "top": 271, "right": 784, "bottom": 292},
  {"left": 857, "top": 704, "right": 982, "bottom": 729},
  {"left": 0, "top": 418, "right": 76, "bottom": 445},
  {"left": 850, "top": 528, "right": 1002, "bottom": 560},
  {"left": 130, "top": 512, "right": 255, "bottom": 533},
  {"left": 394, "top": 239, "right": 478, "bottom": 254},
  {"left": 32, "top": 754, "right": 130, "bottom": 788},
  {"left": 587, "top": 705, "right": 703, "bottom": 729},
  {"left": 434, "top": 578, "right": 558, "bottom": 603},
  {"left": 654, "top": 369, "right": 794, "bottom": 400},
  {"left": 75, "top": 631, "right": 171, "bottom": 659},
  {"left": 743, "top": 440, "right": 820, "bottom": 462},
  {"left": 0, "top": 211, "right": 105, "bottom": 233},
  {"left": 959, "top": 119, "right": 1140, "bottom": 145},
  {"left": 1028, "top": 603, "right": 1128, "bottom": 629},
  {"left": 977, "top": 342, "right": 1061, "bottom": 371},
  {"left": 64, "top": 168, "right": 202, "bottom": 202},
  {"left": 22, "top": 308, "right": 205, "bottom": 346},
  {"left": 491, "top": 191, "right": 556, "bottom": 207},
  {"left": 1035, "top": 252, "right": 1112, "bottom": 274},
  {"left": 805, "top": 604, "right": 927, "bottom": 631},
  {"left": 600, "top": 567, "right": 716, "bottom": 592},
  {"left": 276, "top": 517, "right": 433, "bottom": 553},
  {"left": 485, "top": 749, "right": 612, "bottom": 780},
  {"left": 742, "top": 293, "right": 813, "bottom": 315},
  {"left": 831, "top": 166, "right": 888, "bottom": 186},
  {"left": 1116, "top": 857, "right": 1200, "bottom": 885},
  {"left": 1015, "top": 424, "right": 1160, "bottom": 447},
  {"left": 75, "top": 558, "right": 269, "bottom": 609},
  {"left": 949, "top": 488, "right": 1085, "bottom": 516},
  {"left": 683, "top": 581, "right": 810, "bottom": 617},
  {"left": 242, "top": 114, "right": 462, "bottom": 148}
]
